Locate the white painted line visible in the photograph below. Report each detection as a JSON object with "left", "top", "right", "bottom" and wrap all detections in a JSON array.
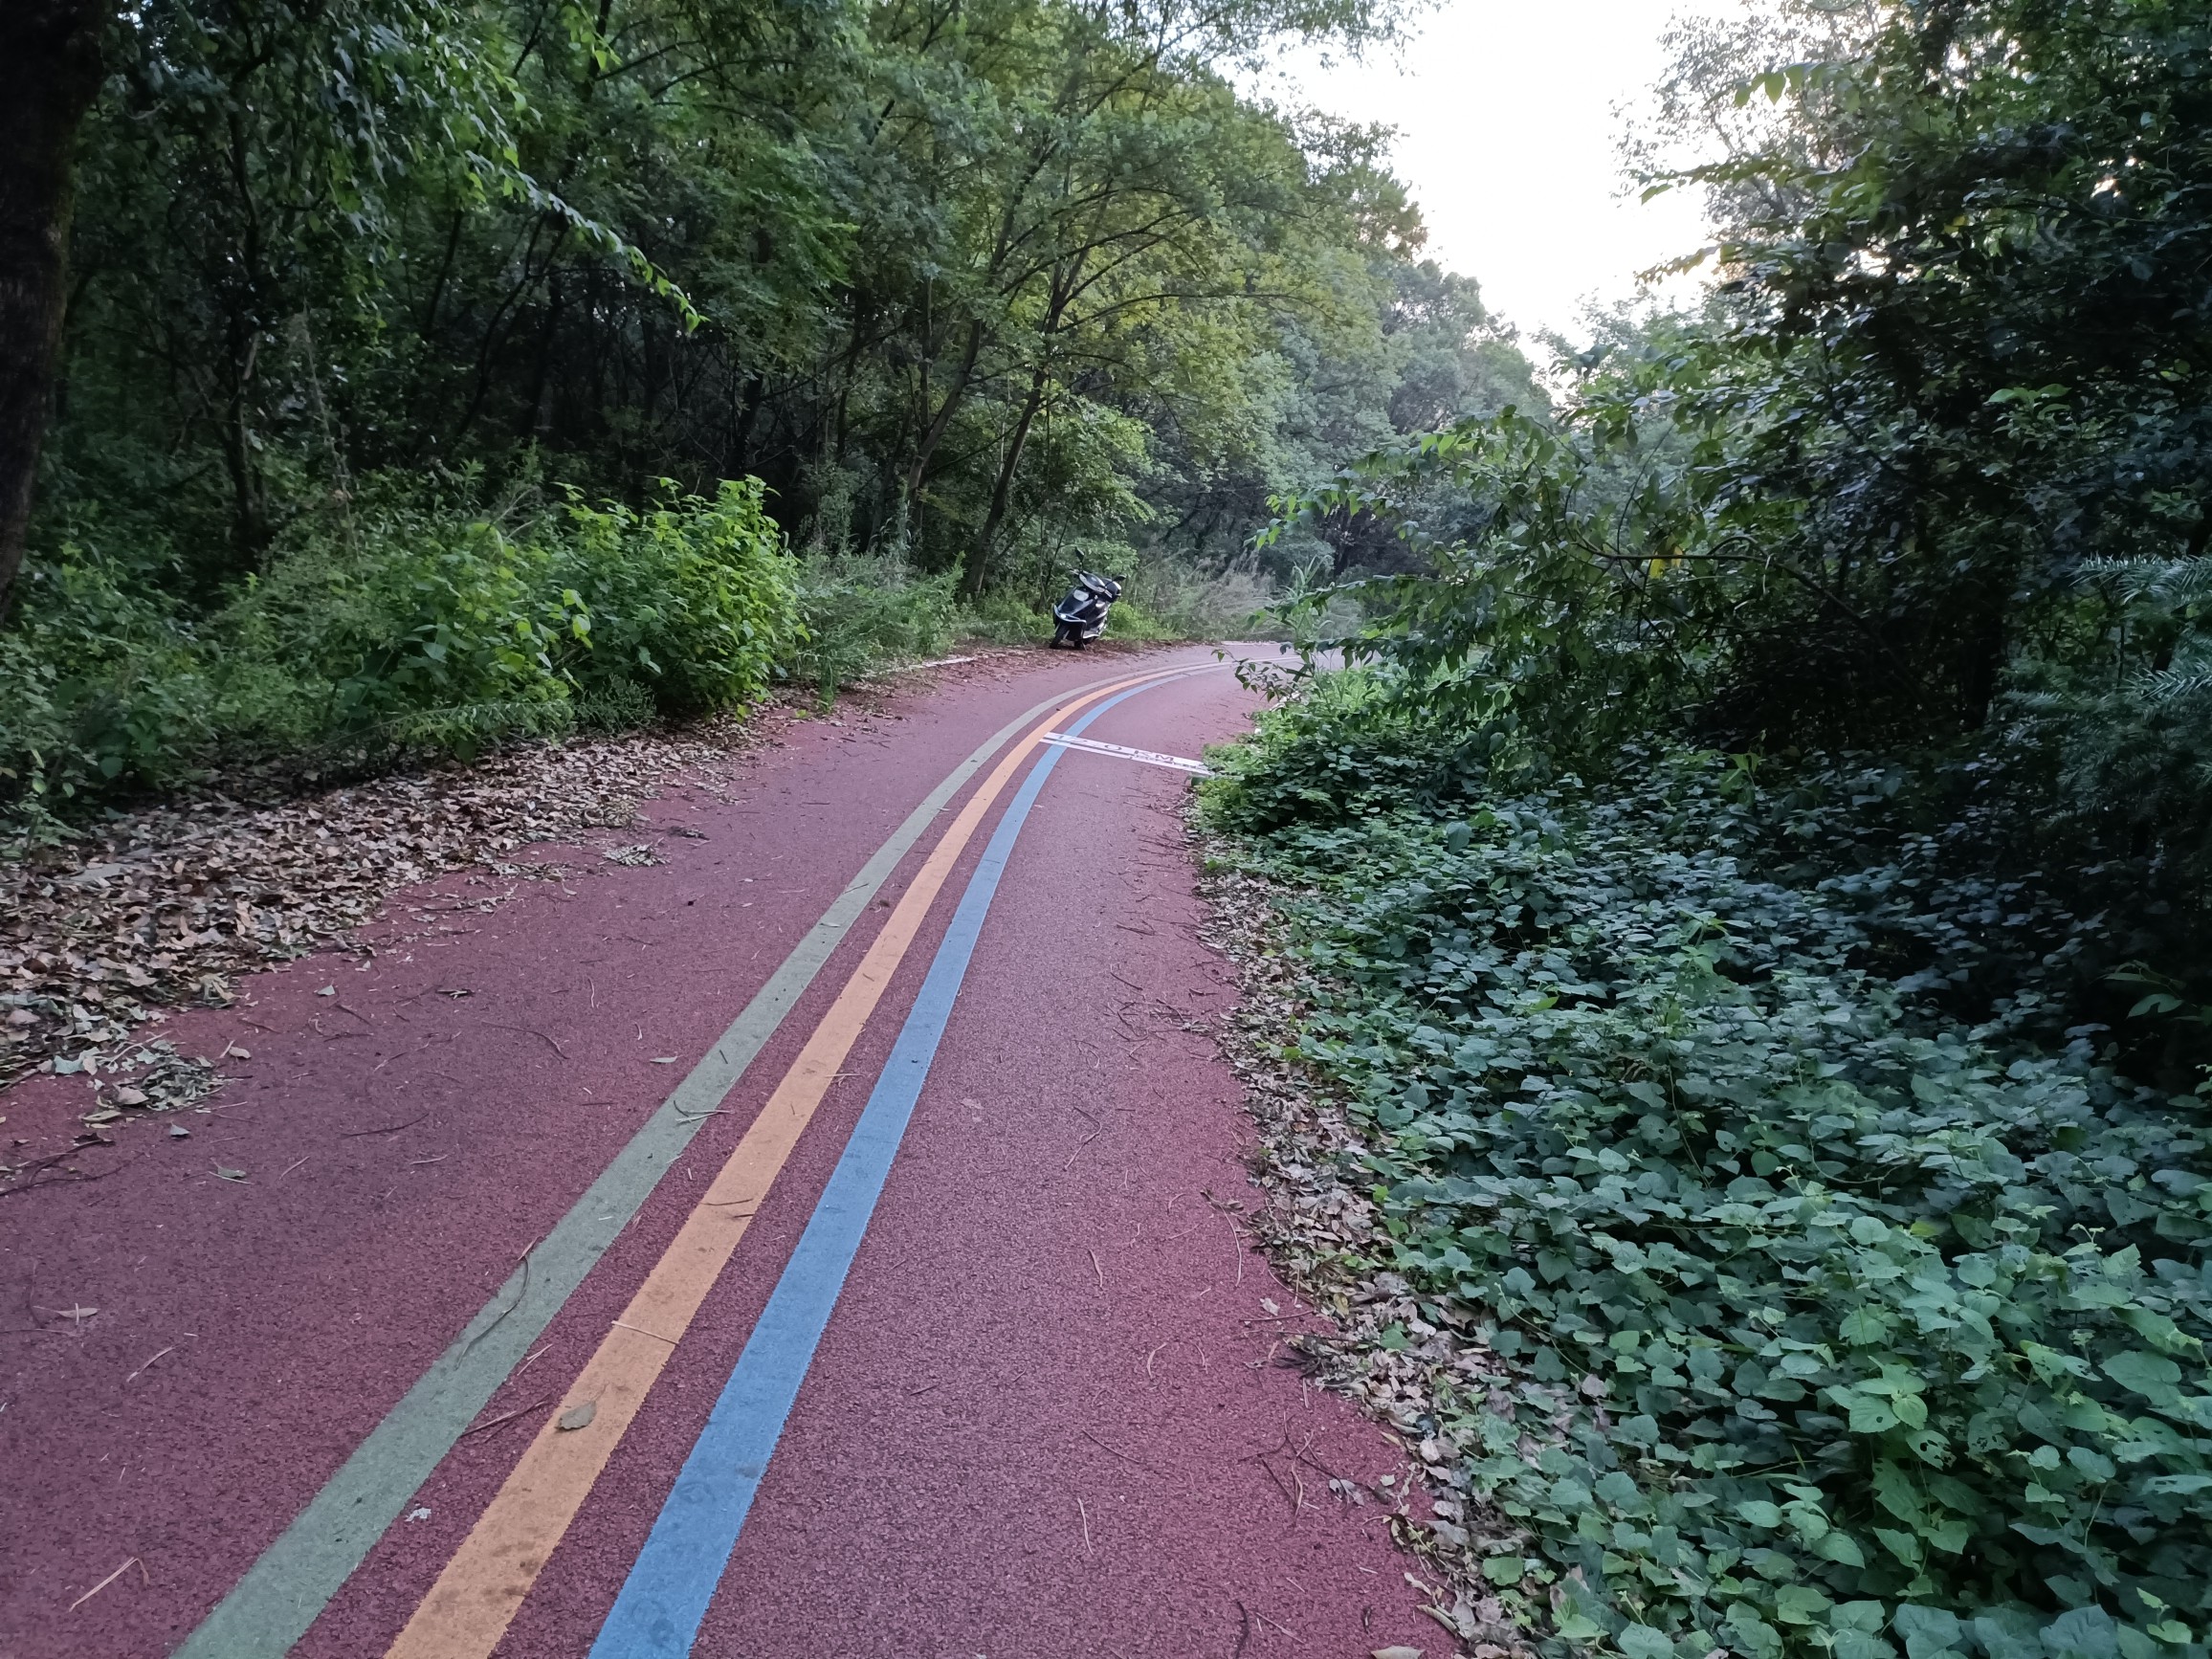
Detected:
[{"left": 1040, "top": 731, "right": 1212, "bottom": 775}]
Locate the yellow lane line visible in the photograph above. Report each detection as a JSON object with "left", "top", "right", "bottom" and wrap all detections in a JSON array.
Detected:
[{"left": 385, "top": 666, "right": 1188, "bottom": 1659}]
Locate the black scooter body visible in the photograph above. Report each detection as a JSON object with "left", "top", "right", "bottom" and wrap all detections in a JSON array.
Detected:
[{"left": 1051, "top": 571, "right": 1121, "bottom": 648}]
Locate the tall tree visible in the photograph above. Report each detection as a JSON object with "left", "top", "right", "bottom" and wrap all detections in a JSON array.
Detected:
[
  {"left": 30, "top": 0, "right": 1485, "bottom": 608},
  {"left": 0, "top": 0, "right": 107, "bottom": 617}
]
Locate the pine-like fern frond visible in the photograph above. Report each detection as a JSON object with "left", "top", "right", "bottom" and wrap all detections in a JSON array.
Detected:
[
  {"left": 2078, "top": 553, "right": 2212, "bottom": 605},
  {"left": 2132, "top": 662, "right": 2212, "bottom": 706}
]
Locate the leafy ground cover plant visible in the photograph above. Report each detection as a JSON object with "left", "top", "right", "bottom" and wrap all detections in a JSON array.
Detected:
[{"left": 1204, "top": 687, "right": 2212, "bottom": 1659}]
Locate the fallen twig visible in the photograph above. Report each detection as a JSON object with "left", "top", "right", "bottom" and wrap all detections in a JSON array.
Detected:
[
  {"left": 341, "top": 1112, "right": 427, "bottom": 1139},
  {"left": 69, "top": 1557, "right": 143, "bottom": 1612},
  {"left": 461, "top": 1233, "right": 542, "bottom": 1355},
  {"left": 1080, "top": 1428, "right": 1167, "bottom": 1476},
  {"left": 460, "top": 1394, "right": 553, "bottom": 1439},
  {"left": 482, "top": 1023, "right": 570, "bottom": 1061}
]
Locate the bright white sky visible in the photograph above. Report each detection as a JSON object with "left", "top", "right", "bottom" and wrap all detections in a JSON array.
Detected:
[{"left": 1250, "top": 0, "right": 1720, "bottom": 345}]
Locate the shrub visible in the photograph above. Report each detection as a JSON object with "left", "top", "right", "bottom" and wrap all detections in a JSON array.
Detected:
[
  {"left": 1204, "top": 663, "right": 1527, "bottom": 833},
  {"left": 0, "top": 471, "right": 804, "bottom": 828},
  {"left": 957, "top": 584, "right": 1057, "bottom": 647},
  {"left": 232, "top": 500, "right": 585, "bottom": 755},
  {"left": 1111, "top": 555, "right": 1274, "bottom": 642},
  {"left": 550, "top": 478, "right": 803, "bottom": 716},
  {"left": 0, "top": 542, "right": 210, "bottom": 821}
]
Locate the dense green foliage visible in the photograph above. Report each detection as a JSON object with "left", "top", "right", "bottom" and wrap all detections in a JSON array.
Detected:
[
  {"left": 1258, "top": 0, "right": 2212, "bottom": 1052},
  {"left": 1212, "top": 5, "right": 2212, "bottom": 1659},
  {"left": 0, "top": 0, "right": 1545, "bottom": 827},
  {"left": 1209, "top": 696, "right": 2211, "bottom": 1659},
  {"left": 2, "top": 476, "right": 799, "bottom": 814}
]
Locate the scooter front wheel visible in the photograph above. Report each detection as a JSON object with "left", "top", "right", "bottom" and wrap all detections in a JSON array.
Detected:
[{"left": 1051, "top": 622, "right": 1073, "bottom": 648}]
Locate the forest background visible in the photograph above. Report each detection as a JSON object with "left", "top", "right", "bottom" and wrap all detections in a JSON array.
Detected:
[
  {"left": 0, "top": 0, "right": 1539, "bottom": 826},
  {"left": 10, "top": 3, "right": 2212, "bottom": 1659}
]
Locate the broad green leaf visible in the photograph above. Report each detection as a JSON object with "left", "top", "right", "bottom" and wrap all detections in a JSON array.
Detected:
[{"left": 2101, "top": 1351, "right": 2182, "bottom": 1402}]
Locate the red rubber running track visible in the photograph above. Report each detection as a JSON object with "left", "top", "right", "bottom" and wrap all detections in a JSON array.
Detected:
[{"left": 0, "top": 644, "right": 1437, "bottom": 1658}]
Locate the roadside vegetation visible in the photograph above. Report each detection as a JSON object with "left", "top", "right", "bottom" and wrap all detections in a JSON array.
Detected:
[
  {"left": 0, "top": 0, "right": 1539, "bottom": 837},
  {"left": 1204, "top": 6, "right": 2212, "bottom": 1659}
]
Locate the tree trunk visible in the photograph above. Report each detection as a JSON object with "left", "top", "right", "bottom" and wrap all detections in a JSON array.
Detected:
[
  {"left": 962, "top": 362, "right": 1049, "bottom": 601},
  {"left": 729, "top": 369, "right": 763, "bottom": 477},
  {"left": 0, "top": 0, "right": 107, "bottom": 619},
  {"left": 905, "top": 317, "right": 983, "bottom": 527}
]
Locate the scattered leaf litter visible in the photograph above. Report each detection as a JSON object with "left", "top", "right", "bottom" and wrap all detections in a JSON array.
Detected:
[
  {"left": 1193, "top": 827, "right": 1534, "bottom": 1659},
  {"left": 0, "top": 654, "right": 1095, "bottom": 1188},
  {"left": 1, "top": 711, "right": 788, "bottom": 1114}
]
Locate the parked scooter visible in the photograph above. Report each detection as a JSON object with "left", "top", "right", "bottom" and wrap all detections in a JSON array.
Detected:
[{"left": 1050, "top": 570, "right": 1122, "bottom": 649}]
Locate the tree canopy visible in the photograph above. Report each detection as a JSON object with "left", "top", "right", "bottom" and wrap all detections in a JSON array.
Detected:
[
  {"left": 1, "top": 0, "right": 1543, "bottom": 814},
  {"left": 39, "top": 0, "right": 1522, "bottom": 593}
]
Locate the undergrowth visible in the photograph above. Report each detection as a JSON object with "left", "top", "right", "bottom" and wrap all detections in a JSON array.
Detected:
[
  {"left": 1203, "top": 680, "right": 2212, "bottom": 1659},
  {"left": 2, "top": 457, "right": 1261, "bottom": 844},
  {"left": 0, "top": 473, "right": 804, "bottom": 827},
  {"left": 6, "top": 475, "right": 1231, "bottom": 833}
]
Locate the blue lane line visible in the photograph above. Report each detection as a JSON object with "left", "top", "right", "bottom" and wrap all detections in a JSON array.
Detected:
[{"left": 587, "top": 679, "right": 1174, "bottom": 1657}]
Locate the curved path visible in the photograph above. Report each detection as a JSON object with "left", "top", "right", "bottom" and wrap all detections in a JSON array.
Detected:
[{"left": 0, "top": 645, "right": 1434, "bottom": 1658}]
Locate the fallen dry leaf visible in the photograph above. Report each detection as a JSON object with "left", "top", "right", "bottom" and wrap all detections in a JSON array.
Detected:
[
  {"left": 1373, "top": 1648, "right": 1426, "bottom": 1659},
  {"left": 3, "top": 705, "right": 799, "bottom": 1173},
  {"left": 1194, "top": 817, "right": 1534, "bottom": 1659},
  {"left": 557, "top": 1401, "right": 597, "bottom": 1431}
]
